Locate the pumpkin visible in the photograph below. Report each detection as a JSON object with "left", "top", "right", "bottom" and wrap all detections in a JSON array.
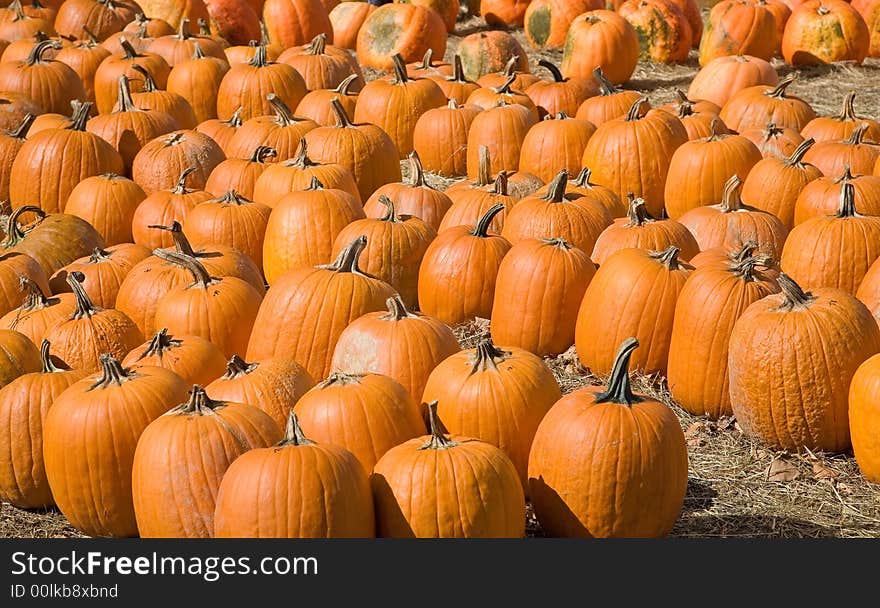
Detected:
[
  {"left": 475, "top": 54, "right": 536, "bottom": 91},
  {"left": 576, "top": 246, "right": 692, "bottom": 376},
  {"left": 858, "top": 0, "right": 880, "bottom": 58},
  {"left": 849, "top": 354, "right": 880, "bottom": 482},
  {"left": 561, "top": 10, "right": 638, "bottom": 84},
  {"left": 801, "top": 92, "right": 880, "bottom": 143},
  {"left": 0, "top": 31, "right": 53, "bottom": 65},
  {"left": 524, "top": 60, "right": 597, "bottom": 119},
  {"left": 93, "top": 37, "right": 170, "bottom": 114},
  {"left": 782, "top": 0, "right": 869, "bottom": 65},
  {"left": 491, "top": 238, "right": 596, "bottom": 358},
  {"left": 101, "top": 27, "right": 152, "bottom": 55},
  {"left": 43, "top": 354, "right": 189, "bottom": 537},
  {"left": 741, "top": 137, "right": 821, "bottom": 229},
  {"left": 0, "top": 91, "right": 42, "bottom": 132},
  {"left": 48, "top": 244, "right": 149, "bottom": 308},
  {"left": 619, "top": 0, "right": 693, "bottom": 64},
  {"left": 201, "top": 0, "right": 262, "bottom": 45},
  {"left": 0, "top": 40, "right": 85, "bottom": 117},
  {"left": 0, "top": 276, "right": 74, "bottom": 345},
  {"left": 0, "top": 340, "right": 87, "bottom": 508},
  {"left": 0, "top": 1, "right": 52, "bottom": 41},
  {"left": 664, "top": 119, "right": 763, "bottom": 219},
  {"left": 214, "top": 412, "right": 374, "bottom": 537},
  {"left": 855, "top": 243, "right": 880, "bottom": 320},
  {"left": 670, "top": 0, "right": 704, "bottom": 45},
  {"left": 129, "top": 0, "right": 208, "bottom": 34},
  {"left": 428, "top": 55, "right": 479, "bottom": 106},
  {"left": 215, "top": 45, "right": 307, "bottom": 122},
  {"left": 574, "top": 68, "right": 642, "bottom": 127},
  {"left": 583, "top": 98, "right": 688, "bottom": 218},
  {"left": 0, "top": 113, "right": 31, "bottom": 203},
  {"left": 124, "top": 63, "right": 196, "bottom": 129},
  {"left": 781, "top": 181, "right": 880, "bottom": 294},
  {"left": 328, "top": 1, "right": 374, "bottom": 50},
  {"left": 412, "top": 100, "right": 481, "bottom": 179},
  {"left": 524, "top": 0, "right": 602, "bottom": 49},
  {"left": 166, "top": 41, "right": 230, "bottom": 124},
  {"left": 55, "top": 30, "right": 111, "bottom": 104},
  {"left": 739, "top": 121, "right": 805, "bottom": 159},
  {"left": 699, "top": 0, "right": 778, "bottom": 66},
  {"left": 536, "top": 167, "right": 626, "bottom": 218},
  {"left": 802, "top": 123, "right": 880, "bottom": 177},
  {"left": 131, "top": 167, "right": 213, "bottom": 248},
  {"left": 372, "top": 401, "right": 525, "bottom": 538},
  {"left": 294, "top": 73, "right": 360, "bottom": 127},
  {"left": 442, "top": 149, "right": 518, "bottom": 234},
  {"left": 660, "top": 90, "right": 726, "bottom": 140},
  {"left": 123, "top": 12, "right": 174, "bottom": 37},
  {"left": 132, "top": 129, "right": 225, "bottom": 194},
  {"left": 132, "top": 385, "right": 280, "bottom": 537},
  {"left": 262, "top": 0, "right": 333, "bottom": 49},
  {"left": 65, "top": 174, "right": 145, "bottom": 246},
  {"left": 331, "top": 294, "right": 459, "bottom": 402},
  {"left": 225, "top": 95, "right": 317, "bottom": 162},
  {"left": 122, "top": 328, "right": 227, "bottom": 385},
  {"left": 796, "top": 170, "right": 880, "bottom": 224},
  {"left": 204, "top": 145, "right": 275, "bottom": 197},
  {"left": 223, "top": 22, "right": 283, "bottom": 64},
  {"left": 195, "top": 107, "right": 242, "bottom": 154},
  {"left": 247, "top": 236, "right": 396, "bottom": 381},
  {"left": 277, "top": 32, "right": 362, "bottom": 91},
  {"left": 729, "top": 273, "right": 880, "bottom": 451},
  {"left": 152, "top": 249, "right": 262, "bottom": 358},
  {"left": 688, "top": 54, "right": 779, "bottom": 108},
  {"left": 481, "top": 0, "right": 529, "bottom": 25},
  {"left": 262, "top": 176, "right": 364, "bottom": 283},
  {"left": 146, "top": 18, "right": 226, "bottom": 66},
  {"left": 183, "top": 189, "right": 270, "bottom": 269},
  {"left": 456, "top": 30, "right": 528, "bottom": 82},
  {"left": 668, "top": 244, "right": 779, "bottom": 418},
  {"left": 252, "top": 138, "right": 361, "bottom": 206},
  {"left": 1, "top": 205, "right": 106, "bottom": 276},
  {"left": 418, "top": 204, "right": 512, "bottom": 325},
  {"left": 0, "top": 328, "right": 40, "bottom": 388},
  {"left": 25, "top": 104, "right": 73, "bottom": 135},
  {"left": 466, "top": 101, "right": 537, "bottom": 178},
  {"left": 466, "top": 75, "right": 539, "bottom": 119},
  {"left": 54, "top": 0, "right": 137, "bottom": 41},
  {"left": 304, "top": 98, "right": 401, "bottom": 201},
  {"left": 356, "top": 3, "right": 445, "bottom": 70},
  {"left": 86, "top": 75, "right": 179, "bottom": 173},
  {"left": 529, "top": 337, "right": 688, "bottom": 537},
  {"left": 719, "top": 74, "right": 817, "bottom": 133},
  {"left": 0, "top": 250, "right": 49, "bottom": 319}
]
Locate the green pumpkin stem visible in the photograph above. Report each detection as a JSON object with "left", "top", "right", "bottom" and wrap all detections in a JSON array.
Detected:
[
  {"left": 419, "top": 401, "right": 458, "bottom": 450},
  {"left": 278, "top": 412, "right": 315, "bottom": 446},
  {"left": 594, "top": 338, "right": 642, "bottom": 406},
  {"left": 471, "top": 203, "right": 504, "bottom": 237}
]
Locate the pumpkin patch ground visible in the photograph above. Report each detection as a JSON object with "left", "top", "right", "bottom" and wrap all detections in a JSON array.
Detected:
[{"left": 4, "top": 7, "right": 880, "bottom": 541}]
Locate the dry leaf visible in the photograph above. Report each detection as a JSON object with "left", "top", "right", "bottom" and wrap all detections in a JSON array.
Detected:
[
  {"left": 717, "top": 416, "right": 736, "bottom": 431},
  {"left": 685, "top": 422, "right": 704, "bottom": 438},
  {"left": 811, "top": 461, "right": 840, "bottom": 481},
  {"left": 687, "top": 437, "right": 707, "bottom": 448},
  {"left": 765, "top": 459, "right": 800, "bottom": 482}
]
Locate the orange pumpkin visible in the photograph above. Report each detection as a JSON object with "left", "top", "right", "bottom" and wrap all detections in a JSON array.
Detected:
[
  {"left": 166, "top": 41, "right": 231, "bottom": 124},
  {"left": 574, "top": 68, "right": 641, "bottom": 127},
  {"left": 131, "top": 166, "right": 213, "bottom": 249},
  {"left": 92, "top": 37, "right": 170, "bottom": 114},
  {"left": 719, "top": 74, "right": 817, "bottom": 132},
  {"left": 122, "top": 328, "right": 228, "bottom": 386},
  {"left": 277, "top": 32, "right": 362, "bottom": 91},
  {"left": 740, "top": 121, "right": 805, "bottom": 159},
  {"left": 801, "top": 92, "right": 880, "bottom": 143},
  {"left": 328, "top": 0, "right": 374, "bottom": 50},
  {"left": 525, "top": 0, "right": 603, "bottom": 49},
  {"left": 65, "top": 173, "right": 146, "bottom": 246},
  {"left": 466, "top": 101, "right": 537, "bottom": 178},
  {"left": 688, "top": 53, "right": 779, "bottom": 107},
  {"left": 204, "top": 145, "right": 276, "bottom": 198},
  {"left": 442, "top": 148, "right": 518, "bottom": 234},
  {"left": 48, "top": 244, "right": 150, "bottom": 309},
  {"left": 802, "top": 123, "right": 880, "bottom": 177},
  {"left": 131, "top": 129, "right": 226, "bottom": 194},
  {"left": 793, "top": 168, "right": 880, "bottom": 225},
  {"left": 782, "top": 0, "right": 869, "bottom": 65},
  {"left": 262, "top": 0, "right": 333, "bottom": 49},
  {"left": 561, "top": 10, "right": 639, "bottom": 84},
  {"left": 294, "top": 73, "right": 360, "bottom": 126},
  {"left": 225, "top": 95, "right": 318, "bottom": 162},
  {"left": 215, "top": 45, "right": 307, "bottom": 121},
  {"left": 356, "top": 3, "right": 445, "bottom": 70},
  {"left": 849, "top": 354, "right": 880, "bottom": 482},
  {"left": 457, "top": 30, "right": 529, "bottom": 82},
  {"left": 412, "top": 100, "right": 481, "bottom": 179},
  {"left": 0, "top": 276, "right": 74, "bottom": 346},
  {"left": 699, "top": 0, "right": 779, "bottom": 66}
]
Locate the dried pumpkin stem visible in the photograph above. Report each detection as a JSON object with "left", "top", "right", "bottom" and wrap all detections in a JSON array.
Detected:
[
  {"left": 594, "top": 338, "right": 642, "bottom": 406},
  {"left": 625, "top": 195, "right": 652, "bottom": 227},
  {"left": 391, "top": 54, "right": 409, "bottom": 84},
  {"left": 278, "top": 412, "right": 315, "bottom": 446},
  {"left": 223, "top": 107, "right": 243, "bottom": 128},
  {"left": 3, "top": 205, "right": 46, "bottom": 246},
  {"left": 191, "top": 41, "right": 206, "bottom": 60},
  {"left": 330, "top": 97, "right": 354, "bottom": 128},
  {"left": 88, "top": 354, "right": 135, "bottom": 390},
  {"left": 719, "top": 175, "right": 744, "bottom": 213},
  {"left": 174, "top": 385, "right": 225, "bottom": 415},
  {"left": 471, "top": 203, "right": 505, "bottom": 237},
  {"left": 469, "top": 335, "right": 510, "bottom": 374},
  {"left": 320, "top": 235, "right": 368, "bottom": 274},
  {"left": 406, "top": 150, "right": 430, "bottom": 188},
  {"left": 67, "top": 270, "right": 99, "bottom": 318},
  {"left": 380, "top": 295, "right": 412, "bottom": 321},
  {"left": 139, "top": 328, "right": 182, "bottom": 359},
  {"left": 68, "top": 101, "right": 92, "bottom": 131},
  {"left": 88, "top": 247, "right": 111, "bottom": 263},
  {"left": 419, "top": 401, "right": 458, "bottom": 450},
  {"left": 290, "top": 138, "right": 315, "bottom": 168},
  {"left": 377, "top": 195, "right": 400, "bottom": 223},
  {"left": 26, "top": 39, "right": 61, "bottom": 65},
  {"left": 502, "top": 55, "right": 519, "bottom": 76},
  {"left": 213, "top": 190, "right": 252, "bottom": 206},
  {"left": 147, "top": 221, "right": 197, "bottom": 256},
  {"left": 765, "top": 74, "right": 797, "bottom": 99},
  {"left": 223, "top": 354, "right": 259, "bottom": 378},
  {"left": 119, "top": 36, "right": 140, "bottom": 59},
  {"left": 450, "top": 55, "right": 468, "bottom": 83},
  {"left": 334, "top": 74, "right": 359, "bottom": 94},
  {"left": 305, "top": 175, "right": 323, "bottom": 190},
  {"left": 573, "top": 167, "right": 594, "bottom": 188},
  {"left": 19, "top": 275, "right": 50, "bottom": 310},
  {"left": 846, "top": 122, "right": 868, "bottom": 145},
  {"left": 250, "top": 145, "right": 277, "bottom": 163},
  {"left": 492, "top": 73, "right": 517, "bottom": 95},
  {"left": 39, "top": 340, "right": 66, "bottom": 373},
  {"left": 624, "top": 97, "right": 649, "bottom": 121},
  {"left": 592, "top": 67, "right": 618, "bottom": 96},
  {"left": 249, "top": 44, "right": 269, "bottom": 67},
  {"left": 542, "top": 170, "right": 569, "bottom": 203},
  {"left": 476, "top": 145, "right": 491, "bottom": 187},
  {"left": 775, "top": 273, "right": 815, "bottom": 311},
  {"left": 115, "top": 75, "right": 140, "bottom": 113},
  {"left": 176, "top": 18, "right": 191, "bottom": 40},
  {"left": 267, "top": 93, "right": 296, "bottom": 125},
  {"left": 418, "top": 48, "right": 433, "bottom": 70},
  {"left": 317, "top": 371, "right": 361, "bottom": 388},
  {"left": 650, "top": 246, "right": 686, "bottom": 270},
  {"left": 153, "top": 249, "right": 215, "bottom": 287},
  {"left": 492, "top": 171, "right": 509, "bottom": 196},
  {"left": 836, "top": 181, "right": 857, "bottom": 218},
  {"left": 839, "top": 92, "right": 858, "bottom": 122},
  {"left": 785, "top": 138, "right": 814, "bottom": 166},
  {"left": 130, "top": 64, "right": 158, "bottom": 92},
  {"left": 538, "top": 59, "right": 565, "bottom": 83},
  {"left": 6, "top": 113, "right": 35, "bottom": 139},
  {"left": 305, "top": 33, "right": 326, "bottom": 56}
]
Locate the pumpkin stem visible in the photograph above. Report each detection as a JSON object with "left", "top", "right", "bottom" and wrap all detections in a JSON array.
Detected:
[
  {"left": 419, "top": 401, "right": 458, "bottom": 450},
  {"left": 249, "top": 145, "right": 277, "bottom": 163},
  {"left": 573, "top": 167, "right": 594, "bottom": 188},
  {"left": 450, "top": 54, "right": 468, "bottom": 83},
  {"left": 87, "top": 247, "right": 111, "bottom": 263},
  {"left": 380, "top": 294, "right": 412, "bottom": 321},
  {"left": 538, "top": 59, "right": 565, "bottom": 83},
  {"left": 784, "top": 137, "right": 815, "bottom": 166},
  {"left": 836, "top": 181, "right": 857, "bottom": 218},
  {"left": 377, "top": 195, "right": 401, "bottom": 223},
  {"left": 139, "top": 328, "right": 182, "bottom": 360},
  {"left": 491, "top": 171, "right": 509, "bottom": 196},
  {"left": 330, "top": 97, "right": 354, "bottom": 128},
  {"left": 153, "top": 249, "right": 214, "bottom": 287},
  {"left": 67, "top": 271, "right": 99, "bottom": 318},
  {"left": 707, "top": 117, "right": 725, "bottom": 141},
  {"left": 223, "top": 354, "right": 258, "bottom": 378},
  {"left": 491, "top": 73, "right": 517, "bottom": 95},
  {"left": 6, "top": 113, "right": 34, "bottom": 139},
  {"left": 476, "top": 145, "right": 491, "bottom": 187},
  {"left": 317, "top": 371, "right": 362, "bottom": 388},
  {"left": 259, "top": 20, "right": 270, "bottom": 46},
  {"left": 223, "top": 107, "right": 243, "bottom": 128},
  {"left": 67, "top": 100, "right": 92, "bottom": 131},
  {"left": 2, "top": 205, "right": 46, "bottom": 246},
  {"left": 502, "top": 55, "right": 519, "bottom": 76},
  {"left": 249, "top": 44, "right": 269, "bottom": 67},
  {"left": 418, "top": 48, "right": 433, "bottom": 70},
  {"left": 625, "top": 195, "right": 653, "bottom": 227},
  {"left": 191, "top": 41, "right": 206, "bottom": 60},
  {"left": 730, "top": 251, "right": 773, "bottom": 281},
  {"left": 541, "top": 237, "right": 573, "bottom": 249},
  {"left": 88, "top": 354, "right": 135, "bottom": 390},
  {"left": 334, "top": 74, "right": 359, "bottom": 95},
  {"left": 18, "top": 275, "right": 50, "bottom": 310},
  {"left": 320, "top": 235, "right": 368, "bottom": 274},
  {"left": 119, "top": 36, "right": 140, "bottom": 59},
  {"left": 176, "top": 18, "right": 191, "bottom": 41},
  {"left": 838, "top": 92, "right": 858, "bottom": 122},
  {"left": 765, "top": 74, "right": 796, "bottom": 99},
  {"left": 175, "top": 385, "right": 225, "bottom": 415},
  {"left": 80, "top": 26, "right": 99, "bottom": 46},
  {"left": 592, "top": 67, "right": 618, "bottom": 96},
  {"left": 406, "top": 150, "right": 430, "bottom": 188},
  {"left": 300, "top": 32, "right": 326, "bottom": 55},
  {"left": 39, "top": 340, "right": 67, "bottom": 373},
  {"left": 114, "top": 75, "right": 140, "bottom": 113},
  {"left": 290, "top": 139, "right": 315, "bottom": 167},
  {"left": 391, "top": 53, "right": 409, "bottom": 84},
  {"left": 542, "top": 170, "right": 569, "bottom": 203},
  {"left": 213, "top": 189, "right": 252, "bottom": 206},
  {"left": 130, "top": 63, "right": 158, "bottom": 92},
  {"left": 172, "top": 166, "right": 196, "bottom": 193},
  {"left": 266, "top": 93, "right": 296, "bottom": 126},
  {"left": 775, "top": 272, "right": 815, "bottom": 311},
  {"left": 594, "top": 338, "right": 642, "bottom": 406},
  {"left": 761, "top": 122, "right": 783, "bottom": 141},
  {"left": 624, "top": 97, "right": 649, "bottom": 121},
  {"left": 197, "top": 18, "right": 211, "bottom": 37},
  {"left": 305, "top": 175, "right": 323, "bottom": 190},
  {"left": 835, "top": 164, "right": 855, "bottom": 185},
  {"left": 25, "top": 39, "right": 60, "bottom": 65},
  {"left": 846, "top": 122, "right": 868, "bottom": 145},
  {"left": 469, "top": 334, "right": 510, "bottom": 374},
  {"left": 278, "top": 412, "right": 315, "bottom": 446},
  {"left": 471, "top": 204, "right": 504, "bottom": 238},
  {"left": 650, "top": 246, "right": 687, "bottom": 270},
  {"left": 147, "top": 220, "right": 197, "bottom": 256},
  {"left": 719, "top": 175, "right": 744, "bottom": 213}
]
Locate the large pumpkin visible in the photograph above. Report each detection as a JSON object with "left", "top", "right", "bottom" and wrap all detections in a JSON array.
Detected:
[
  {"left": 561, "top": 10, "right": 638, "bottom": 84},
  {"left": 65, "top": 173, "right": 147, "bottom": 246},
  {"left": 525, "top": 0, "right": 603, "bottom": 49},
  {"left": 356, "top": 3, "right": 445, "bottom": 70},
  {"left": 131, "top": 129, "right": 226, "bottom": 194},
  {"left": 262, "top": 0, "right": 333, "bottom": 49},
  {"left": 0, "top": 328, "right": 40, "bottom": 389},
  {"left": 215, "top": 44, "right": 307, "bottom": 121},
  {"left": 457, "top": 30, "right": 528, "bottom": 82},
  {"left": 699, "top": 0, "right": 779, "bottom": 66},
  {"left": 519, "top": 112, "right": 596, "bottom": 182},
  {"left": 166, "top": 41, "right": 231, "bottom": 124},
  {"left": 687, "top": 54, "right": 779, "bottom": 107},
  {"left": 850, "top": 354, "right": 880, "bottom": 483},
  {"left": 618, "top": 0, "right": 693, "bottom": 64},
  {"left": 0, "top": 40, "right": 86, "bottom": 115},
  {"left": 782, "top": 0, "right": 869, "bottom": 65},
  {"left": 719, "top": 74, "right": 817, "bottom": 133}
]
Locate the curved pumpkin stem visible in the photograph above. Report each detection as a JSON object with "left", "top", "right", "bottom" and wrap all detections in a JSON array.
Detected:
[
  {"left": 18, "top": 275, "right": 51, "bottom": 311},
  {"left": 39, "top": 339, "right": 68, "bottom": 373},
  {"left": 377, "top": 195, "right": 401, "bottom": 223},
  {"left": 278, "top": 412, "right": 315, "bottom": 446},
  {"left": 175, "top": 18, "right": 192, "bottom": 41},
  {"left": 67, "top": 271, "right": 100, "bottom": 318},
  {"left": 406, "top": 150, "right": 431, "bottom": 188},
  {"left": 730, "top": 251, "right": 774, "bottom": 281},
  {"left": 541, "top": 237, "right": 573, "bottom": 250},
  {"left": 87, "top": 247, "right": 112, "bottom": 264},
  {"left": 538, "top": 59, "right": 566, "bottom": 83},
  {"left": 114, "top": 75, "right": 141, "bottom": 113},
  {"left": 542, "top": 170, "right": 569, "bottom": 203},
  {"left": 624, "top": 97, "right": 649, "bottom": 121},
  {"left": 89, "top": 354, "right": 135, "bottom": 389},
  {"left": 248, "top": 44, "right": 269, "bottom": 67},
  {"left": 78, "top": 26, "right": 99, "bottom": 47},
  {"left": 249, "top": 145, "right": 277, "bottom": 163},
  {"left": 138, "top": 328, "right": 182, "bottom": 360},
  {"left": 267, "top": 93, "right": 297, "bottom": 126},
  {"left": 289, "top": 139, "right": 315, "bottom": 168},
  {"left": 320, "top": 235, "right": 368, "bottom": 274},
  {"left": 419, "top": 401, "right": 458, "bottom": 450},
  {"left": 130, "top": 63, "right": 158, "bottom": 92},
  {"left": 391, "top": 54, "right": 409, "bottom": 84},
  {"left": 174, "top": 385, "right": 226, "bottom": 415},
  {"left": 650, "top": 246, "right": 688, "bottom": 270},
  {"left": 469, "top": 334, "right": 511, "bottom": 374},
  {"left": 173, "top": 166, "right": 196, "bottom": 193},
  {"left": 2, "top": 205, "right": 46, "bottom": 246},
  {"left": 838, "top": 92, "right": 858, "bottom": 122},
  {"left": 191, "top": 41, "right": 206, "bottom": 60},
  {"left": 471, "top": 203, "right": 504, "bottom": 237},
  {"left": 775, "top": 273, "right": 815, "bottom": 311},
  {"left": 502, "top": 55, "right": 519, "bottom": 77},
  {"left": 719, "top": 175, "right": 744, "bottom": 213},
  {"left": 25, "top": 39, "right": 60, "bottom": 65},
  {"left": 380, "top": 294, "right": 413, "bottom": 321},
  {"left": 765, "top": 73, "right": 797, "bottom": 99},
  {"left": 317, "top": 371, "right": 362, "bottom": 388},
  {"left": 330, "top": 97, "right": 354, "bottom": 128},
  {"left": 147, "top": 220, "right": 197, "bottom": 256},
  {"left": 67, "top": 101, "right": 92, "bottom": 132},
  {"left": 118, "top": 36, "right": 141, "bottom": 59},
  {"left": 491, "top": 73, "right": 517, "bottom": 95},
  {"left": 836, "top": 181, "right": 857, "bottom": 218},
  {"left": 223, "top": 354, "right": 259, "bottom": 378},
  {"left": 417, "top": 48, "right": 434, "bottom": 70},
  {"left": 784, "top": 137, "right": 815, "bottom": 166},
  {"left": 594, "top": 338, "right": 642, "bottom": 406},
  {"left": 573, "top": 167, "right": 595, "bottom": 188},
  {"left": 333, "top": 74, "right": 359, "bottom": 95},
  {"left": 625, "top": 195, "right": 653, "bottom": 227},
  {"left": 846, "top": 122, "right": 869, "bottom": 145},
  {"left": 707, "top": 117, "right": 725, "bottom": 141},
  {"left": 153, "top": 249, "right": 214, "bottom": 287},
  {"left": 592, "top": 67, "right": 619, "bottom": 96},
  {"left": 6, "top": 113, "right": 34, "bottom": 140},
  {"left": 223, "top": 107, "right": 244, "bottom": 128}
]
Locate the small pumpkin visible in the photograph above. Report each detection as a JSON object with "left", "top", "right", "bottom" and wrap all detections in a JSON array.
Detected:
[
  {"left": 442, "top": 148, "right": 518, "bottom": 234},
  {"left": 65, "top": 173, "right": 146, "bottom": 246},
  {"left": 0, "top": 276, "right": 74, "bottom": 345},
  {"left": 739, "top": 121, "right": 805, "bottom": 159},
  {"left": 204, "top": 145, "right": 276, "bottom": 198},
  {"left": 55, "top": 28, "right": 112, "bottom": 104},
  {"left": 574, "top": 67, "right": 642, "bottom": 127},
  {"left": 131, "top": 129, "right": 226, "bottom": 194},
  {"left": 524, "top": 0, "right": 603, "bottom": 49},
  {"left": 429, "top": 55, "right": 479, "bottom": 105},
  {"left": 277, "top": 32, "right": 362, "bottom": 91},
  {"left": 146, "top": 17, "right": 226, "bottom": 66},
  {"left": 719, "top": 74, "right": 817, "bottom": 133},
  {"left": 294, "top": 73, "right": 360, "bottom": 126},
  {"left": 195, "top": 107, "right": 242, "bottom": 155},
  {"left": 48, "top": 244, "right": 150, "bottom": 308},
  {"left": 122, "top": 328, "right": 227, "bottom": 386},
  {"left": 182, "top": 189, "right": 270, "bottom": 270},
  {"left": 131, "top": 166, "right": 213, "bottom": 249}
]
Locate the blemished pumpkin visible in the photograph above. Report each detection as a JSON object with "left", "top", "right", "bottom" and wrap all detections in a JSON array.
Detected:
[
  {"left": 699, "top": 0, "right": 778, "bottom": 66},
  {"left": 667, "top": 245, "right": 779, "bottom": 418},
  {"left": 561, "top": 10, "right": 639, "bottom": 84},
  {"left": 331, "top": 295, "right": 460, "bottom": 403},
  {"left": 132, "top": 130, "right": 225, "bottom": 195},
  {"left": 122, "top": 328, "right": 228, "bottom": 386},
  {"left": 293, "top": 372, "right": 426, "bottom": 473},
  {"left": 0, "top": 277, "right": 74, "bottom": 346},
  {"left": 372, "top": 401, "right": 525, "bottom": 538},
  {"left": 64, "top": 173, "right": 147, "bottom": 246},
  {"left": 729, "top": 273, "right": 880, "bottom": 452},
  {"left": 529, "top": 337, "right": 688, "bottom": 537},
  {"left": 525, "top": 0, "right": 603, "bottom": 49},
  {"left": 719, "top": 74, "right": 817, "bottom": 133},
  {"left": 328, "top": 0, "right": 375, "bottom": 50},
  {"left": 355, "top": 3, "right": 446, "bottom": 71},
  {"left": 0, "top": 328, "right": 40, "bottom": 389},
  {"left": 687, "top": 53, "right": 779, "bottom": 108},
  {"left": 0, "top": 90, "right": 41, "bottom": 133},
  {"left": 132, "top": 386, "right": 281, "bottom": 538},
  {"left": 418, "top": 204, "right": 513, "bottom": 325},
  {"left": 131, "top": 167, "right": 213, "bottom": 249},
  {"left": 801, "top": 92, "right": 880, "bottom": 143},
  {"left": 575, "top": 246, "right": 693, "bottom": 376},
  {"left": 195, "top": 107, "right": 243, "bottom": 155},
  {"left": 455, "top": 30, "right": 528, "bottom": 82},
  {"left": 247, "top": 236, "right": 397, "bottom": 381},
  {"left": 43, "top": 354, "right": 189, "bottom": 537},
  {"left": 53, "top": 0, "right": 136, "bottom": 41},
  {"left": 0, "top": 251, "right": 49, "bottom": 320},
  {"left": 782, "top": 0, "right": 869, "bottom": 65},
  {"left": 0, "top": 340, "right": 88, "bottom": 508},
  {"left": 262, "top": 176, "right": 365, "bottom": 284},
  {"left": 618, "top": 0, "right": 693, "bottom": 64},
  {"left": 850, "top": 354, "right": 880, "bottom": 483},
  {"left": 48, "top": 244, "right": 150, "bottom": 309}
]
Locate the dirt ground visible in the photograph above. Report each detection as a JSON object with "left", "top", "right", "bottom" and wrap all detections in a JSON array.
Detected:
[{"left": 3, "top": 15, "right": 880, "bottom": 539}]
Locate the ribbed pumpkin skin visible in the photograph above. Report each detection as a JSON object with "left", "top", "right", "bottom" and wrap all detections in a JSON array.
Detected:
[
  {"left": 0, "top": 288, "right": 75, "bottom": 348},
  {"left": 48, "top": 244, "right": 151, "bottom": 309},
  {"left": 562, "top": 11, "right": 639, "bottom": 84},
  {"left": 132, "top": 393, "right": 281, "bottom": 538},
  {"left": 793, "top": 174, "right": 880, "bottom": 225},
  {"left": 65, "top": 174, "right": 147, "bottom": 246},
  {"left": 525, "top": 0, "right": 603, "bottom": 49},
  {"left": 663, "top": 131, "right": 763, "bottom": 219},
  {"left": 43, "top": 361, "right": 189, "bottom": 537},
  {"left": 355, "top": 3, "right": 446, "bottom": 70},
  {"left": 214, "top": 431, "right": 375, "bottom": 538},
  {"left": 247, "top": 239, "right": 397, "bottom": 381},
  {"left": 518, "top": 115, "right": 597, "bottom": 183},
  {"left": 591, "top": 202, "right": 699, "bottom": 265},
  {"left": 131, "top": 130, "right": 226, "bottom": 195},
  {"left": 0, "top": 329, "right": 40, "bottom": 388},
  {"left": 528, "top": 343, "right": 688, "bottom": 537},
  {"left": 740, "top": 122, "right": 805, "bottom": 159},
  {"left": 331, "top": 297, "right": 460, "bottom": 402},
  {"left": 802, "top": 128, "right": 880, "bottom": 178},
  {"left": 575, "top": 247, "right": 692, "bottom": 376},
  {"left": 131, "top": 180, "right": 213, "bottom": 250},
  {"left": 413, "top": 102, "right": 481, "bottom": 178},
  {"left": 491, "top": 239, "right": 596, "bottom": 357},
  {"left": 688, "top": 54, "right": 779, "bottom": 108},
  {"left": 0, "top": 253, "right": 50, "bottom": 320},
  {"left": 441, "top": 175, "right": 518, "bottom": 235},
  {"left": 182, "top": 192, "right": 271, "bottom": 271},
  {"left": 699, "top": 0, "right": 779, "bottom": 66},
  {"left": 215, "top": 50, "right": 307, "bottom": 122},
  {"left": 801, "top": 94, "right": 880, "bottom": 143},
  {"left": 466, "top": 102, "right": 537, "bottom": 178},
  {"left": 206, "top": 357, "right": 316, "bottom": 430},
  {"left": 0, "top": 42, "right": 87, "bottom": 116},
  {"left": 0, "top": 346, "right": 87, "bottom": 508},
  {"left": 294, "top": 373, "right": 426, "bottom": 473},
  {"left": 849, "top": 354, "right": 880, "bottom": 483},
  {"left": 582, "top": 104, "right": 688, "bottom": 218},
  {"left": 123, "top": 331, "right": 228, "bottom": 387},
  {"left": 363, "top": 156, "right": 454, "bottom": 232},
  {"left": 263, "top": 0, "right": 334, "bottom": 49},
  {"left": 719, "top": 76, "right": 817, "bottom": 133},
  {"left": 93, "top": 45, "right": 171, "bottom": 115},
  {"left": 667, "top": 256, "right": 779, "bottom": 418},
  {"left": 729, "top": 278, "right": 880, "bottom": 452},
  {"left": 166, "top": 51, "right": 230, "bottom": 124},
  {"left": 782, "top": 0, "right": 869, "bottom": 65}
]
